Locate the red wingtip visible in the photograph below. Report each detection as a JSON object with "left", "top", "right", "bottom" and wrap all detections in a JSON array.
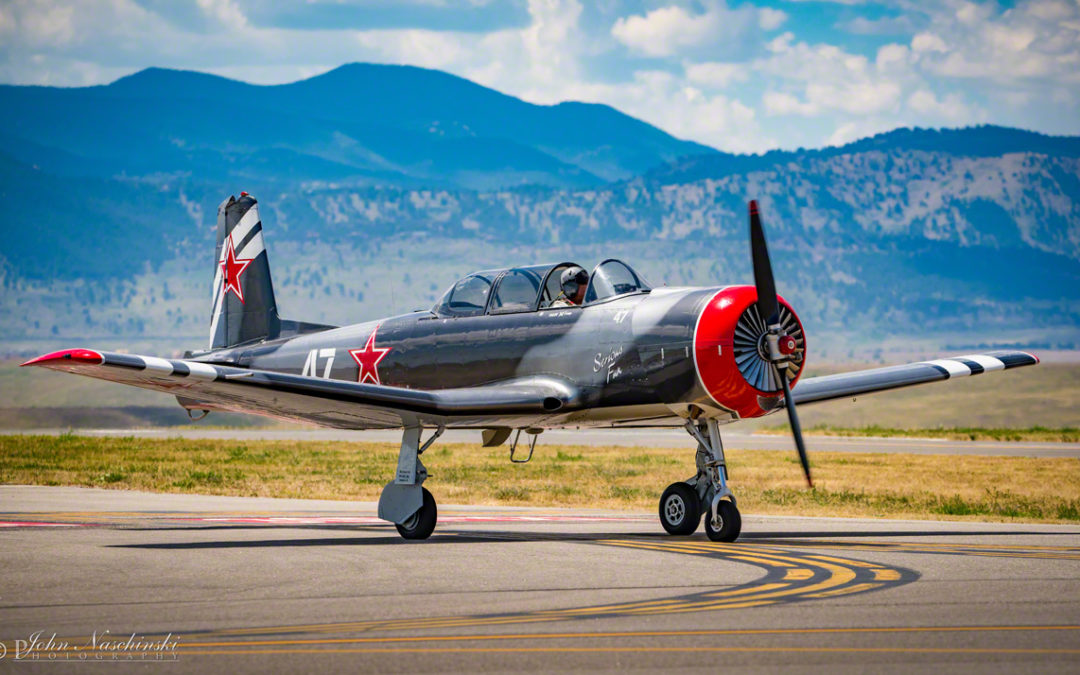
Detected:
[
  {"left": 749, "top": 199, "right": 759, "bottom": 215},
  {"left": 1033, "top": 353, "right": 1041, "bottom": 364},
  {"left": 21, "top": 349, "right": 104, "bottom": 367}
]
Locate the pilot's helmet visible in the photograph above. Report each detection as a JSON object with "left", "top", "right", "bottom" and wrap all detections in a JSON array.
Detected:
[{"left": 560, "top": 266, "right": 589, "bottom": 298}]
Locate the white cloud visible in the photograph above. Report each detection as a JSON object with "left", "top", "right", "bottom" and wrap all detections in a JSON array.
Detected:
[
  {"left": 765, "top": 30, "right": 794, "bottom": 53},
  {"left": 569, "top": 70, "right": 771, "bottom": 152},
  {"left": 196, "top": 0, "right": 248, "bottom": 29},
  {"left": 529, "top": 67, "right": 769, "bottom": 151},
  {"left": 610, "top": 2, "right": 781, "bottom": 57},
  {"left": 907, "top": 89, "right": 979, "bottom": 122},
  {"left": 911, "top": 32, "right": 947, "bottom": 53},
  {"left": 826, "top": 122, "right": 859, "bottom": 147},
  {"left": 757, "top": 36, "right": 904, "bottom": 116},
  {"left": 954, "top": 1, "right": 994, "bottom": 26},
  {"left": 758, "top": 8, "right": 787, "bottom": 31},
  {"left": 912, "top": 0, "right": 1080, "bottom": 83},
  {"left": 875, "top": 43, "right": 910, "bottom": 70},
  {"left": 763, "top": 90, "right": 815, "bottom": 116},
  {"left": 0, "top": 8, "right": 14, "bottom": 38},
  {"left": 0, "top": 0, "right": 1076, "bottom": 152},
  {"left": 684, "top": 61, "right": 748, "bottom": 88},
  {"left": 840, "top": 14, "right": 918, "bottom": 36},
  {"left": 824, "top": 118, "right": 897, "bottom": 147},
  {"left": 611, "top": 5, "right": 722, "bottom": 57},
  {"left": 7, "top": 0, "right": 88, "bottom": 48}
]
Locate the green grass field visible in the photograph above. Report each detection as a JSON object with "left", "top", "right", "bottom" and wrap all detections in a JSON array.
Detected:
[{"left": 3, "top": 435, "right": 1078, "bottom": 524}]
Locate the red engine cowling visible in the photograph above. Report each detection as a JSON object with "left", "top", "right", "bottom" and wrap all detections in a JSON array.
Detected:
[{"left": 693, "top": 286, "right": 807, "bottom": 419}]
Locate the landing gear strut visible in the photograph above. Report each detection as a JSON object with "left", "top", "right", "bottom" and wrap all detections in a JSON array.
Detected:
[
  {"left": 378, "top": 424, "right": 443, "bottom": 540},
  {"left": 658, "top": 418, "right": 742, "bottom": 542}
]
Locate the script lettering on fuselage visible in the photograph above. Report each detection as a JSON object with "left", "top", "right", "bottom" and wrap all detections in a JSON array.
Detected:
[
  {"left": 594, "top": 345, "right": 625, "bottom": 383},
  {"left": 301, "top": 348, "right": 336, "bottom": 379}
]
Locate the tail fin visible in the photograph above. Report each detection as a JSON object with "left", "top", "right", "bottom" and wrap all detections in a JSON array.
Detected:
[{"left": 209, "top": 193, "right": 281, "bottom": 349}]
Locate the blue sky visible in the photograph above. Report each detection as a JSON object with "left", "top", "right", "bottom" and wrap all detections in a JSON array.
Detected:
[{"left": 1, "top": 0, "right": 1077, "bottom": 152}]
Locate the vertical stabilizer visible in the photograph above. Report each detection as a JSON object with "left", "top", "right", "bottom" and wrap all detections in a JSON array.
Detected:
[{"left": 209, "top": 193, "right": 280, "bottom": 349}]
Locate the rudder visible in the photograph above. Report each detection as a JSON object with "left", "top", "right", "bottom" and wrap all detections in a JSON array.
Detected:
[{"left": 209, "top": 193, "right": 280, "bottom": 349}]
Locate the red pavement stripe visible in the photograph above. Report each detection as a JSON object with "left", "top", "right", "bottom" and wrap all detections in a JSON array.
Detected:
[
  {"left": 0, "top": 521, "right": 86, "bottom": 527},
  {"left": 190, "top": 515, "right": 650, "bottom": 524}
]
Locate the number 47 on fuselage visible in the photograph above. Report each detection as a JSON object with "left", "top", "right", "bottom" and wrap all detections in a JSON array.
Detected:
[{"left": 22, "top": 193, "right": 1039, "bottom": 541}]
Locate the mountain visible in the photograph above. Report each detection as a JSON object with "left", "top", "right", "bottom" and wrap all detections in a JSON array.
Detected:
[
  {"left": 0, "top": 64, "right": 713, "bottom": 190},
  {"left": 0, "top": 62, "right": 1077, "bottom": 358},
  {"left": 644, "top": 125, "right": 1080, "bottom": 184}
]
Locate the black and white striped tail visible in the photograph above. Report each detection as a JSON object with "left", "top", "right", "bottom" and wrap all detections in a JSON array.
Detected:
[{"left": 209, "top": 193, "right": 280, "bottom": 350}]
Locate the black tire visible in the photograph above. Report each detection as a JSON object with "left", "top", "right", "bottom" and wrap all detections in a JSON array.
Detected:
[
  {"left": 704, "top": 500, "right": 741, "bottom": 542},
  {"left": 659, "top": 482, "right": 701, "bottom": 535},
  {"left": 395, "top": 487, "right": 437, "bottom": 540}
]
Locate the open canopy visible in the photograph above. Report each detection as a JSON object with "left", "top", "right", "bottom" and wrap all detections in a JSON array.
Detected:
[{"left": 432, "top": 259, "right": 651, "bottom": 317}]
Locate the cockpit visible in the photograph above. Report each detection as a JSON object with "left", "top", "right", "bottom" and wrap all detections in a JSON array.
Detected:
[{"left": 431, "top": 259, "right": 651, "bottom": 318}]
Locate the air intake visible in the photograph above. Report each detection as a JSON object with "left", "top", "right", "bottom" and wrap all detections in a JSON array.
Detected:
[{"left": 732, "top": 303, "right": 804, "bottom": 392}]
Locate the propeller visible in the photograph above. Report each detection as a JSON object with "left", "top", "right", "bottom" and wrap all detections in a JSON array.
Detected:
[{"left": 748, "top": 200, "right": 813, "bottom": 488}]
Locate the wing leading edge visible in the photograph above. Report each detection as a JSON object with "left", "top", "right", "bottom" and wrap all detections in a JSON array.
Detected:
[
  {"left": 791, "top": 350, "right": 1039, "bottom": 406},
  {"left": 21, "top": 349, "right": 580, "bottom": 429},
  {"left": 21, "top": 348, "right": 1039, "bottom": 428}
]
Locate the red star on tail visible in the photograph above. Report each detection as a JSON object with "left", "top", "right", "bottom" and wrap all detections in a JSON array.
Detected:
[
  {"left": 349, "top": 326, "right": 392, "bottom": 385},
  {"left": 220, "top": 235, "right": 253, "bottom": 304}
]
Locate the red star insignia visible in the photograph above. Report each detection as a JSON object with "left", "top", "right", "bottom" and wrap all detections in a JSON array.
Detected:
[
  {"left": 220, "top": 234, "right": 254, "bottom": 304},
  {"left": 349, "top": 325, "right": 392, "bottom": 385}
]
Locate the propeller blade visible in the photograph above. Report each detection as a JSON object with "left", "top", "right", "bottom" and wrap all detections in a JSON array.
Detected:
[
  {"left": 749, "top": 200, "right": 779, "bottom": 325},
  {"left": 778, "top": 365, "right": 812, "bottom": 487}
]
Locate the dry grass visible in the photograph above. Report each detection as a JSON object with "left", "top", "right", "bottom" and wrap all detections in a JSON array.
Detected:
[
  {"left": 743, "top": 362, "right": 1080, "bottom": 431},
  {"left": 2, "top": 435, "right": 1078, "bottom": 523},
  {"left": 755, "top": 425, "right": 1080, "bottom": 442}
]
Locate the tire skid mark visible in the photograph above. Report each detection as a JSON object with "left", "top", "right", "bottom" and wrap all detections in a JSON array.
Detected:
[
  {"left": 195, "top": 537, "right": 916, "bottom": 640},
  {"left": 9, "top": 521, "right": 1076, "bottom": 651},
  {"left": 748, "top": 539, "right": 1080, "bottom": 561}
]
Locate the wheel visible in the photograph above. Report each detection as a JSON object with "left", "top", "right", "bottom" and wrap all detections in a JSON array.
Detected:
[
  {"left": 704, "top": 499, "right": 741, "bottom": 542},
  {"left": 659, "top": 482, "right": 701, "bottom": 535},
  {"left": 395, "top": 487, "right": 437, "bottom": 540}
]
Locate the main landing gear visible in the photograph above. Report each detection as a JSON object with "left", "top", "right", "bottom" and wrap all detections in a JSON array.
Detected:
[
  {"left": 378, "top": 424, "right": 444, "bottom": 540},
  {"left": 658, "top": 418, "right": 742, "bottom": 542}
]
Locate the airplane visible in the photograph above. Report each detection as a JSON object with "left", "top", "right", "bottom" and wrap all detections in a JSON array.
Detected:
[{"left": 22, "top": 193, "right": 1040, "bottom": 542}]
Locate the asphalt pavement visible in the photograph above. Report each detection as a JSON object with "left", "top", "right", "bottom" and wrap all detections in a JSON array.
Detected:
[{"left": 1, "top": 486, "right": 1078, "bottom": 673}]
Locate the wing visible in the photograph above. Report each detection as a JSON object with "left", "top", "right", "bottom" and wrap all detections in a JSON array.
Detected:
[
  {"left": 792, "top": 350, "right": 1039, "bottom": 406},
  {"left": 21, "top": 349, "right": 580, "bottom": 429}
]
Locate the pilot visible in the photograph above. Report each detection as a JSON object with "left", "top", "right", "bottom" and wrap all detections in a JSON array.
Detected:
[{"left": 551, "top": 266, "right": 588, "bottom": 307}]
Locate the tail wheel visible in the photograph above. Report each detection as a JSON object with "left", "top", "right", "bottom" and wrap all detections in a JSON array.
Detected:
[
  {"left": 659, "top": 482, "right": 701, "bottom": 535},
  {"left": 704, "top": 500, "right": 741, "bottom": 542},
  {"left": 396, "top": 487, "right": 437, "bottom": 540}
]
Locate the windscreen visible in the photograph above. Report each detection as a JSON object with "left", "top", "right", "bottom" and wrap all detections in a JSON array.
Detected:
[
  {"left": 490, "top": 268, "right": 543, "bottom": 313},
  {"left": 584, "top": 260, "right": 650, "bottom": 304},
  {"left": 434, "top": 273, "right": 495, "bottom": 316}
]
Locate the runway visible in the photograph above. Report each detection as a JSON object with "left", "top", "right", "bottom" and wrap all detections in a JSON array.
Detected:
[
  {"left": 6, "top": 427, "right": 1080, "bottom": 457},
  {"left": 1, "top": 487, "right": 1078, "bottom": 673}
]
